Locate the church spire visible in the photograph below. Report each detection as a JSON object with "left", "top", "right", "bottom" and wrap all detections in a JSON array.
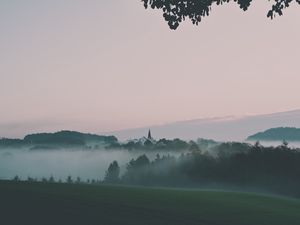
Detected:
[{"left": 147, "top": 129, "right": 152, "bottom": 140}]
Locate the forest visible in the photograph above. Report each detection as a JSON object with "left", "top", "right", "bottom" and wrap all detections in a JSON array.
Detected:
[{"left": 11, "top": 141, "right": 300, "bottom": 199}]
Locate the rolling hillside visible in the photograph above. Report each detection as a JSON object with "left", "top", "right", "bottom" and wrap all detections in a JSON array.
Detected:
[
  {"left": 1, "top": 181, "right": 300, "bottom": 225},
  {"left": 248, "top": 127, "right": 300, "bottom": 141},
  {"left": 109, "top": 109, "right": 300, "bottom": 141}
]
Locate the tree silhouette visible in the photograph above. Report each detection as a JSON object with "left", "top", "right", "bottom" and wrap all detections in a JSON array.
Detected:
[
  {"left": 141, "top": 0, "right": 300, "bottom": 29},
  {"left": 104, "top": 161, "right": 120, "bottom": 183},
  {"left": 74, "top": 176, "right": 81, "bottom": 184},
  {"left": 13, "top": 175, "right": 20, "bottom": 182},
  {"left": 66, "top": 175, "right": 73, "bottom": 184},
  {"left": 48, "top": 175, "right": 55, "bottom": 183}
]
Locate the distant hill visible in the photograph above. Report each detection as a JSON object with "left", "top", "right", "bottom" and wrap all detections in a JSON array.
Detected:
[
  {"left": 247, "top": 127, "right": 300, "bottom": 141},
  {"left": 107, "top": 109, "right": 300, "bottom": 141},
  {"left": 24, "top": 131, "right": 117, "bottom": 145},
  {"left": 0, "top": 131, "right": 118, "bottom": 149}
]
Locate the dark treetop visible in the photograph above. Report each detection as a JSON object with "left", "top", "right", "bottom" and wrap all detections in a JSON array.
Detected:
[{"left": 141, "top": 0, "right": 300, "bottom": 29}]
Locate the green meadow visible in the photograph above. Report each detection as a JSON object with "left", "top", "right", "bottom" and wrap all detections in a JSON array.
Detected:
[{"left": 1, "top": 181, "right": 300, "bottom": 225}]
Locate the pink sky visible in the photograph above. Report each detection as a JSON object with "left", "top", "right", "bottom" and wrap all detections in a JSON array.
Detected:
[{"left": 0, "top": 1, "right": 300, "bottom": 137}]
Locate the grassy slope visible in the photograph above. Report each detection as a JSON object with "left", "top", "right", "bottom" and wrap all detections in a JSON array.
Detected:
[{"left": 1, "top": 181, "right": 300, "bottom": 225}]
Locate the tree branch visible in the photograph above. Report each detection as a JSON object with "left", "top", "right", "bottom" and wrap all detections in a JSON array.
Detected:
[{"left": 141, "top": 0, "right": 300, "bottom": 29}]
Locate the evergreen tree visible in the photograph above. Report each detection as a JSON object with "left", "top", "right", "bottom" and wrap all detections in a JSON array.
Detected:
[
  {"left": 66, "top": 175, "right": 73, "bottom": 184},
  {"left": 104, "top": 161, "right": 120, "bottom": 183}
]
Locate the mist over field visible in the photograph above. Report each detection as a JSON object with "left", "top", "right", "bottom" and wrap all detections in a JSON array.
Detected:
[
  {"left": 0, "top": 148, "right": 182, "bottom": 181},
  {"left": 246, "top": 140, "right": 300, "bottom": 148},
  {"left": 1, "top": 139, "right": 300, "bottom": 182}
]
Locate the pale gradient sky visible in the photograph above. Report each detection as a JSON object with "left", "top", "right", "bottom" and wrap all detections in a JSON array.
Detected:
[{"left": 1, "top": 0, "right": 300, "bottom": 137}]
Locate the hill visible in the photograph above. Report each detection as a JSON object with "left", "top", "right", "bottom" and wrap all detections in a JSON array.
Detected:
[
  {"left": 108, "top": 109, "right": 300, "bottom": 141},
  {"left": 247, "top": 127, "right": 300, "bottom": 141},
  {"left": 24, "top": 130, "right": 117, "bottom": 145},
  {"left": 0, "top": 130, "right": 118, "bottom": 149},
  {"left": 1, "top": 181, "right": 300, "bottom": 225}
]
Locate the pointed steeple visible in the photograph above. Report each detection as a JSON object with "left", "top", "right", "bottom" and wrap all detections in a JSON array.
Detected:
[{"left": 147, "top": 129, "right": 152, "bottom": 140}]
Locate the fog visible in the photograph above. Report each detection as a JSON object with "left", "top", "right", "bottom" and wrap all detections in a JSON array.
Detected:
[
  {"left": 246, "top": 140, "right": 300, "bottom": 148},
  {"left": 1, "top": 140, "right": 299, "bottom": 182},
  {"left": 0, "top": 148, "right": 182, "bottom": 181}
]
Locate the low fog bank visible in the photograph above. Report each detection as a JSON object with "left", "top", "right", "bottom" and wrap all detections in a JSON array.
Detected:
[
  {"left": 0, "top": 148, "right": 183, "bottom": 181},
  {"left": 1, "top": 140, "right": 299, "bottom": 182},
  {"left": 246, "top": 140, "right": 300, "bottom": 148},
  {"left": 2, "top": 140, "right": 300, "bottom": 199},
  {"left": 108, "top": 144, "right": 300, "bottom": 198}
]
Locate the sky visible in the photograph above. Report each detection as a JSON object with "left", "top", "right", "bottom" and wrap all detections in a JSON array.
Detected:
[{"left": 0, "top": 0, "right": 300, "bottom": 138}]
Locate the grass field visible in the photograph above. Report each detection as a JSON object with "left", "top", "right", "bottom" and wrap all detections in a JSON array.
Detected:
[{"left": 1, "top": 181, "right": 300, "bottom": 225}]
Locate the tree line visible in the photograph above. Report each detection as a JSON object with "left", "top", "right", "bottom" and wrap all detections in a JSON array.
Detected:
[
  {"left": 105, "top": 141, "right": 300, "bottom": 198},
  {"left": 9, "top": 141, "right": 300, "bottom": 198}
]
